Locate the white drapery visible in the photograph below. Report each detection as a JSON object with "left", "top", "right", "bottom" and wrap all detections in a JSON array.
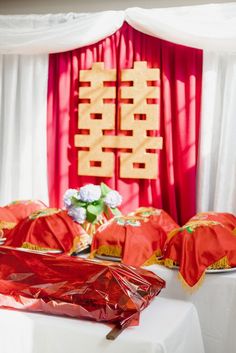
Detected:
[
  {"left": 0, "top": 3, "right": 236, "bottom": 213},
  {"left": 0, "top": 3, "right": 236, "bottom": 54},
  {"left": 0, "top": 54, "right": 49, "bottom": 206},
  {"left": 0, "top": 12, "right": 125, "bottom": 55},
  {"left": 1, "top": 4, "right": 236, "bottom": 54},
  {"left": 197, "top": 52, "right": 236, "bottom": 213}
]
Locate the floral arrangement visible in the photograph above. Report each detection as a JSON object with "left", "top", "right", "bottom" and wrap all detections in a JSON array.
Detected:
[{"left": 63, "top": 183, "right": 122, "bottom": 229}]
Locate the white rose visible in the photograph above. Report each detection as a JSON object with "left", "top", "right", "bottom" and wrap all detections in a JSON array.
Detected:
[
  {"left": 68, "top": 207, "right": 86, "bottom": 224},
  {"left": 63, "top": 189, "right": 79, "bottom": 209},
  {"left": 78, "top": 184, "right": 101, "bottom": 203},
  {"left": 104, "top": 190, "right": 122, "bottom": 208}
]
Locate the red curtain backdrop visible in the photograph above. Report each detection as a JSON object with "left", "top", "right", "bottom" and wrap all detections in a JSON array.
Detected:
[{"left": 47, "top": 23, "right": 202, "bottom": 225}]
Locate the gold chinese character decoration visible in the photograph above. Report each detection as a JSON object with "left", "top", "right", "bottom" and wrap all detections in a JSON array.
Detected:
[{"left": 74, "top": 61, "right": 162, "bottom": 179}]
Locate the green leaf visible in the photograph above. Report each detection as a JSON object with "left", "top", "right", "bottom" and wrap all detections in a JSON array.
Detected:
[
  {"left": 72, "top": 198, "right": 86, "bottom": 207},
  {"left": 87, "top": 203, "right": 104, "bottom": 216},
  {"left": 100, "top": 182, "right": 111, "bottom": 197},
  {"left": 86, "top": 210, "right": 97, "bottom": 223},
  {"left": 186, "top": 226, "right": 193, "bottom": 234},
  {"left": 91, "top": 199, "right": 103, "bottom": 206},
  {"left": 109, "top": 207, "right": 122, "bottom": 216}
]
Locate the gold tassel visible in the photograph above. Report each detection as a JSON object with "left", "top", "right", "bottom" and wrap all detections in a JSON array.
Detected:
[
  {"left": 90, "top": 245, "right": 122, "bottom": 259},
  {"left": 163, "top": 258, "right": 177, "bottom": 268},
  {"left": 21, "top": 242, "right": 59, "bottom": 252},
  {"left": 0, "top": 221, "right": 16, "bottom": 230},
  {"left": 209, "top": 256, "right": 230, "bottom": 269},
  {"left": 143, "top": 250, "right": 162, "bottom": 266},
  {"left": 167, "top": 255, "right": 231, "bottom": 292}
]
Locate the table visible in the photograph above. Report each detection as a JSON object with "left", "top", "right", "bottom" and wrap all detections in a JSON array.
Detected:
[
  {"left": 0, "top": 297, "right": 204, "bottom": 353},
  {"left": 146, "top": 265, "right": 236, "bottom": 353}
]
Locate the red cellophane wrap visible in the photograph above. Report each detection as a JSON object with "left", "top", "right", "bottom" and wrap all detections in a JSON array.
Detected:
[
  {"left": 189, "top": 212, "right": 236, "bottom": 232},
  {"left": 5, "top": 208, "right": 89, "bottom": 254},
  {"left": 91, "top": 214, "right": 168, "bottom": 267},
  {"left": 163, "top": 220, "right": 236, "bottom": 288},
  {"left": 0, "top": 246, "right": 165, "bottom": 333},
  {"left": 128, "top": 207, "right": 179, "bottom": 234}
]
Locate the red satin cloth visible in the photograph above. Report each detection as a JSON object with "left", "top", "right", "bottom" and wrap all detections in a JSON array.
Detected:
[
  {"left": 5, "top": 209, "right": 86, "bottom": 253},
  {"left": 4, "top": 200, "right": 47, "bottom": 222},
  {"left": 0, "top": 246, "right": 165, "bottom": 330},
  {"left": 91, "top": 214, "right": 168, "bottom": 267},
  {"left": 0, "top": 207, "right": 17, "bottom": 222},
  {"left": 163, "top": 221, "right": 236, "bottom": 288},
  {"left": 189, "top": 212, "right": 236, "bottom": 232},
  {"left": 47, "top": 23, "right": 203, "bottom": 225},
  {"left": 0, "top": 200, "right": 47, "bottom": 238},
  {"left": 129, "top": 207, "right": 179, "bottom": 234},
  {"left": 0, "top": 208, "right": 17, "bottom": 238}
]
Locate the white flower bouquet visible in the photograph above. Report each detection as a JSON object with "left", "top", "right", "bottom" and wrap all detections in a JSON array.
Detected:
[{"left": 63, "top": 183, "right": 122, "bottom": 236}]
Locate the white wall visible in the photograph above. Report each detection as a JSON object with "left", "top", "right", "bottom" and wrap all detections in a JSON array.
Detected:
[{"left": 0, "top": 0, "right": 234, "bottom": 14}]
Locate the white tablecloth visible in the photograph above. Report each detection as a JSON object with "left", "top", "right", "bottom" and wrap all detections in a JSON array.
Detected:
[
  {"left": 146, "top": 265, "right": 236, "bottom": 353},
  {"left": 0, "top": 297, "right": 204, "bottom": 353}
]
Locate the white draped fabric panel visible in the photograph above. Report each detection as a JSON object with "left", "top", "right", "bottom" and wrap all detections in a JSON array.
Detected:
[
  {"left": 197, "top": 52, "right": 236, "bottom": 213},
  {"left": 0, "top": 54, "right": 49, "bottom": 206},
  {"left": 1, "top": 4, "right": 236, "bottom": 54},
  {"left": 0, "top": 3, "right": 236, "bottom": 212},
  {"left": 0, "top": 12, "right": 125, "bottom": 55},
  {"left": 126, "top": 5, "right": 236, "bottom": 53}
]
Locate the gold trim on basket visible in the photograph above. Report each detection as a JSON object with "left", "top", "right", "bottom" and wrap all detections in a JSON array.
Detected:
[
  {"left": 21, "top": 242, "right": 60, "bottom": 252},
  {"left": 143, "top": 250, "right": 162, "bottom": 266},
  {"left": 208, "top": 256, "right": 231, "bottom": 270},
  {"left": 0, "top": 221, "right": 16, "bottom": 230},
  {"left": 89, "top": 245, "right": 122, "bottom": 259}
]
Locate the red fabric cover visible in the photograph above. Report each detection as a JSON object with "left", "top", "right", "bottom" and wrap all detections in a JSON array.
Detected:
[
  {"left": 0, "top": 207, "right": 17, "bottom": 222},
  {"left": 129, "top": 207, "right": 179, "bottom": 234},
  {"left": 0, "top": 246, "right": 165, "bottom": 331},
  {"left": 163, "top": 220, "right": 236, "bottom": 287},
  {"left": 189, "top": 212, "right": 236, "bottom": 232},
  {"left": 5, "top": 200, "right": 47, "bottom": 222},
  {"left": 47, "top": 23, "right": 203, "bottom": 225},
  {"left": 0, "top": 208, "right": 18, "bottom": 238},
  {"left": 0, "top": 200, "right": 47, "bottom": 239},
  {"left": 91, "top": 215, "right": 167, "bottom": 267},
  {"left": 5, "top": 208, "right": 87, "bottom": 254}
]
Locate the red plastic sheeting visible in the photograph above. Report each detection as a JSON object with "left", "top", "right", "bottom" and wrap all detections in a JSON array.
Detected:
[{"left": 0, "top": 246, "right": 165, "bottom": 331}]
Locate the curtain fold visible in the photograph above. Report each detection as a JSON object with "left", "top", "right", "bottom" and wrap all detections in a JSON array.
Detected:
[
  {"left": 47, "top": 23, "right": 202, "bottom": 224},
  {"left": 160, "top": 39, "right": 202, "bottom": 223},
  {"left": 0, "top": 12, "right": 124, "bottom": 55},
  {"left": 197, "top": 52, "right": 236, "bottom": 213},
  {"left": 0, "top": 54, "right": 49, "bottom": 205},
  {"left": 125, "top": 5, "right": 236, "bottom": 53},
  {"left": 1, "top": 4, "right": 236, "bottom": 54}
]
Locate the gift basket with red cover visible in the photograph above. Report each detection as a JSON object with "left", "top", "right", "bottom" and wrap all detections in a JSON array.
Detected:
[
  {"left": 0, "top": 200, "right": 47, "bottom": 240},
  {"left": 4, "top": 208, "right": 90, "bottom": 254},
  {"left": 188, "top": 212, "right": 236, "bottom": 232},
  {"left": 91, "top": 207, "right": 178, "bottom": 267},
  {"left": 163, "top": 212, "right": 236, "bottom": 289}
]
